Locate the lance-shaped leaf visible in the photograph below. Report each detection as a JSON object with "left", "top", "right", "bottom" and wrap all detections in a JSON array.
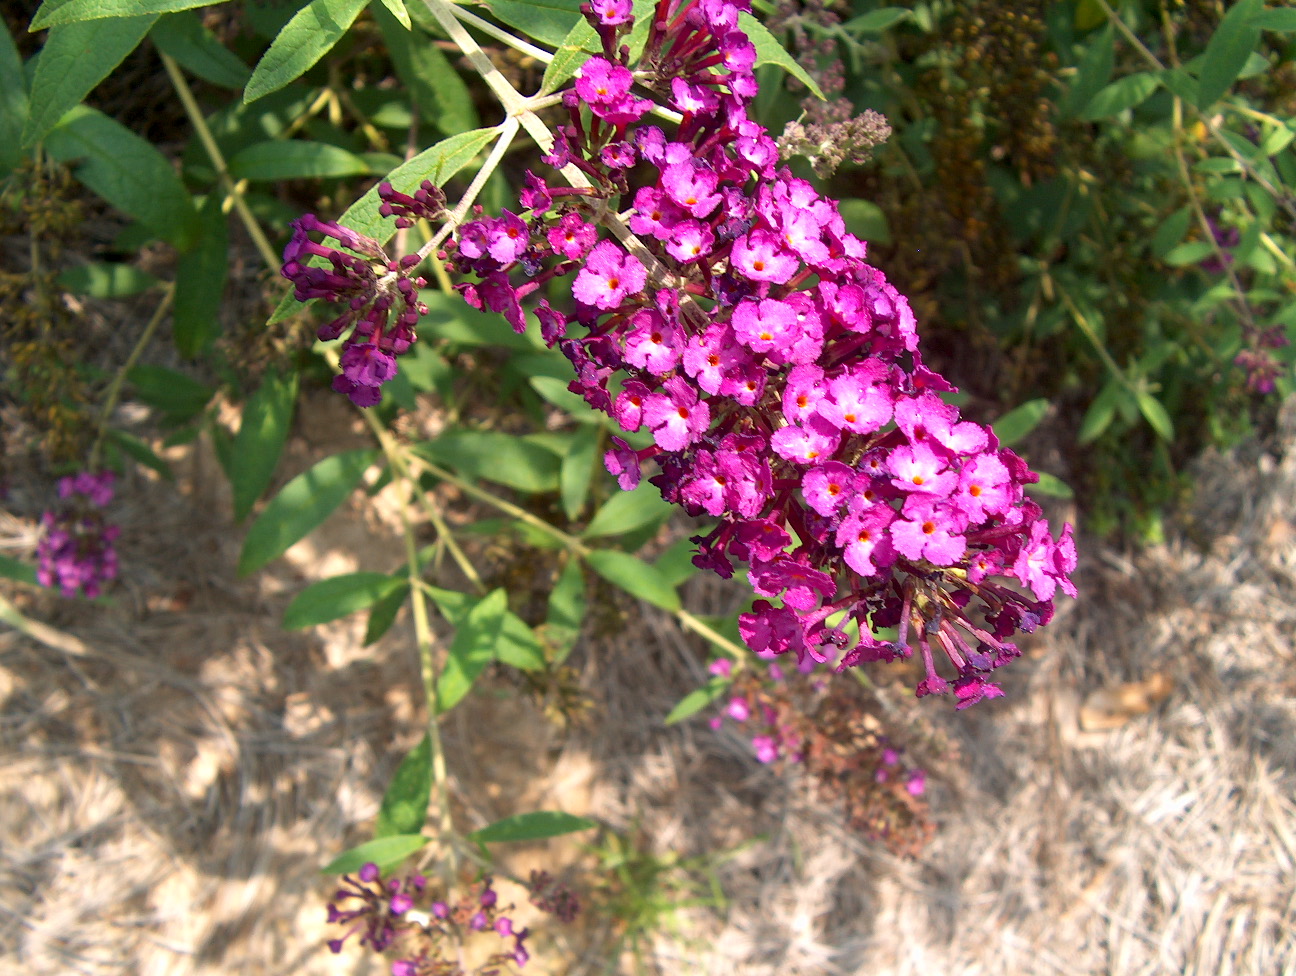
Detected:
[
  {"left": 173, "top": 193, "right": 229, "bottom": 357},
  {"left": 0, "top": 18, "right": 27, "bottom": 177},
  {"left": 43, "top": 106, "right": 198, "bottom": 248},
  {"left": 150, "top": 11, "right": 251, "bottom": 90},
  {"left": 1194, "top": 0, "right": 1264, "bottom": 109},
  {"left": 230, "top": 369, "right": 298, "bottom": 522},
  {"left": 322, "top": 834, "right": 428, "bottom": 875},
  {"left": 436, "top": 589, "right": 508, "bottom": 714},
  {"left": 23, "top": 15, "right": 157, "bottom": 150},
  {"left": 244, "top": 0, "right": 369, "bottom": 104},
  {"left": 374, "top": 733, "right": 431, "bottom": 838},
  {"left": 665, "top": 675, "right": 732, "bottom": 725},
  {"left": 238, "top": 449, "right": 377, "bottom": 576},
  {"left": 740, "top": 13, "right": 825, "bottom": 100},
  {"left": 283, "top": 572, "right": 405, "bottom": 630},
  {"left": 544, "top": 558, "right": 585, "bottom": 662},
  {"left": 488, "top": 0, "right": 583, "bottom": 47},
  {"left": 415, "top": 431, "right": 562, "bottom": 494},
  {"left": 582, "top": 480, "right": 673, "bottom": 539},
  {"left": 584, "top": 549, "right": 680, "bottom": 612},
  {"left": 31, "top": 0, "right": 210, "bottom": 29},
  {"left": 468, "top": 811, "right": 597, "bottom": 844}
]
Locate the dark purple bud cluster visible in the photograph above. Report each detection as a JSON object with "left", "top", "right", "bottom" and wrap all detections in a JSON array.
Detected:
[
  {"left": 440, "top": 0, "right": 1077, "bottom": 705},
  {"left": 36, "top": 470, "right": 120, "bottom": 598},
  {"left": 326, "top": 865, "right": 531, "bottom": 972},
  {"left": 281, "top": 182, "right": 444, "bottom": 406}
]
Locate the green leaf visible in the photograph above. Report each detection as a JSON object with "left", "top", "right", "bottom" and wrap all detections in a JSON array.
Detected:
[
  {"left": 1079, "top": 71, "right": 1160, "bottom": 120},
  {"left": 106, "top": 428, "right": 173, "bottom": 481},
  {"left": 665, "top": 676, "right": 731, "bottom": 725},
  {"left": 1151, "top": 206, "right": 1193, "bottom": 260},
  {"left": 0, "top": 554, "right": 40, "bottom": 588},
  {"left": 150, "top": 11, "right": 251, "bottom": 89},
  {"left": 837, "top": 198, "right": 891, "bottom": 244},
  {"left": 43, "top": 106, "right": 198, "bottom": 248},
  {"left": 1159, "top": 66, "right": 1199, "bottom": 104},
  {"left": 364, "top": 581, "right": 410, "bottom": 645},
  {"left": 173, "top": 193, "right": 228, "bottom": 357},
  {"left": 321, "top": 834, "right": 428, "bottom": 875},
  {"left": 372, "top": 0, "right": 411, "bottom": 30},
  {"left": 283, "top": 572, "right": 404, "bottom": 629},
  {"left": 541, "top": 0, "right": 653, "bottom": 91},
  {"left": 1060, "top": 23, "right": 1114, "bottom": 118},
  {"left": 468, "top": 810, "right": 597, "bottom": 844},
  {"left": 740, "top": 13, "right": 825, "bottom": 100},
  {"left": 425, "top": 585, "right": 545, "bottom": 671},
  {"left": 488, "top": 0, "right": 583, "bottom": 47},
  {"left": 56, "top": 261, "right": 158, "bottom": 298},
  {"left": 992, "top": 398, "right": 1049, "bottom": 448},
  {"left": 374, "top": 733, "right": 431, "bottom": 838},
  {"left": 230, "top": 370, "right": 298, "bottom": 522},
  {"left": 1078, "top": 379, "right": 1124, "bottom": 444},
  {"left": 653, "top": 536, "right": 699, "bottom": 588},
  {"left": 584, "top": 549, "right": 680, "bottom": 612},
  {"left": 0, "top": 18, "right": 28, "bottom": 177},
  {"left": 244, "top": 0, "right": 369, "bottom": 104},
  {"left": 1030, "top": 472, "right": 1074, "bottom": 499},
  {"left": 336, "top": 128, "right": 497, "bottom": 243},
  {"left": 437, "top": 589, "right": 507, "bottom": 713},
  {"left": 544, "top": 558, "right": 585, "bottom": 662},
  {"left": 1136, "top": 392, "right": 1174, "bottom": 441},
  {"left": 582, "top": 481, "right": 673, "bottom": 539},
  {"left": 30, "top": 0, "right": 209, "bottom": 29},
  {"left": 1195, "top": 0, "right": 1264, "bottom": 109},
  {"left": 127, "top": 364, "right": 214, "bottom": 423},
  {"left": 841, "top": 8, "right": 911, "bottom": 33},
  {"left": 1163, "top": 240, "right": 1214, "bottom": 266},
  {"left": 374, "top": 6, "right": 478, "bottom": 135},
  {"left": 238, "top": 448, "right": 377, "bottom": 576},
  {"left": 415, "top": 431, "right": 561, "bottom": 494},
  {"left": 228, "top": 140, "right": 374, "bottom": 180},
  {"left": 1252, "top": 8, "right": 1296, "bottom": 32},
  {"left": 22, "top": 15, "right": 156, "bottom": 150},
  {"left": 560, "top": 434, "right": 598, "bottom": 521}
]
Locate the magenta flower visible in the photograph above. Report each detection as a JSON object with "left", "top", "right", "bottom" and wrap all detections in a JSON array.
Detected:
[{"left": 572, "top": 240, "right": 647, "bottom": 309}]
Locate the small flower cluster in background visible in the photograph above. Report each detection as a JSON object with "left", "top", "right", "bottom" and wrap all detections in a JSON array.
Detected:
[
  {"left": 36, "top": 470, "right": 119, "bottom": 598},
  {"left": 327, "top": 864, "right": 577, "bottom": 973},
  {"left": 708, "top": 657, "right": 936, "bottom": 857}
]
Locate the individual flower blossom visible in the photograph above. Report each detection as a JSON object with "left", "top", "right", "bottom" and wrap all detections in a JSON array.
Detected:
[
  {"left": 37, "top": 471, "right": 120, "bottom": 598},
  {"left": 572, "top": 240, "right": 647, "bottom": 309}
]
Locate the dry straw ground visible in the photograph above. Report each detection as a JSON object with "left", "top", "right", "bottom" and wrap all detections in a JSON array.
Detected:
[{"left": 2, "top": 394, "right": 1295, "bottom": 976}]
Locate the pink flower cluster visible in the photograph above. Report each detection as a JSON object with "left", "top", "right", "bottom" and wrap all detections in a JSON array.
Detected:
[
  {"left": 36, "top": 471, "right": 120, "bottom": 598},
  {"left": 327, "top": 865, "right": 531, "bottom": 971},
  {"left": 439, "top": 0, "right": 1076, "bottom": 704}
]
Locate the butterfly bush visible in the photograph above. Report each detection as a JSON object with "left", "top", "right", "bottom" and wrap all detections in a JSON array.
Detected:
[{"left": 282, "top": 0, "right": 1076, "bottom": 706}]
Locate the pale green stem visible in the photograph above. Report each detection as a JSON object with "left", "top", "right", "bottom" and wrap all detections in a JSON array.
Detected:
[
  {"left": 450, "top": 3, "right": 555, "bottom": 64},
  {"left": 413, "top": 457, "right": 751, "bottom": 661},
  {"left": 423, "top": 115, "right": 521, "bottom": 255},
  {"left": 161, "top": 53, "right": 282, "bottom": 271},
  {"left": 89, "top": 283, "right": 175, "bottom": 470},
  {"left": 417, "top": 0, "right": 690, "bottom": 318}
]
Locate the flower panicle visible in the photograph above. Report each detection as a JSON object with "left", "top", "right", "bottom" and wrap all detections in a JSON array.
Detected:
[
  {"left": 284, "top": 0, "right": 1078, "bottom": 706},
  {"left": 326, "top": 865, "right": 554, "bottom": 973}
]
